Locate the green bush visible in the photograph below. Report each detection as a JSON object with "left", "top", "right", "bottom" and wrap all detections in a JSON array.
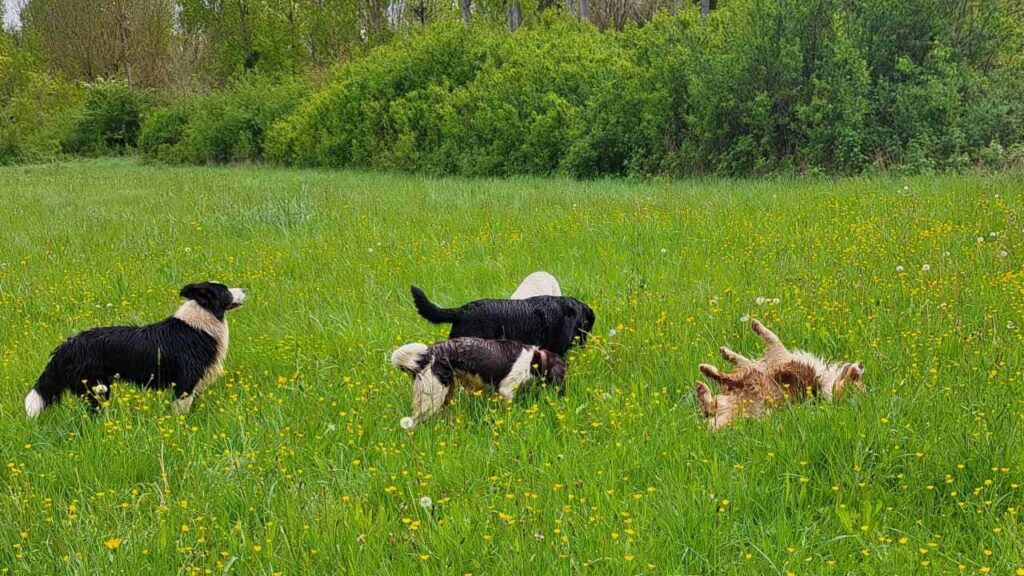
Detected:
[
  {"left": 138, "top": 104, "right": 190, "bottom": 163},
  {"left": 0, "top": 34, "right": 83, "bottom": 164},
  {"left": 444, "top": 17, "right": 622, "bottom": 176},
  {"left": 266, "top": 23, "right": 495, "bottom": 169},
  {"left": 10, "top": 0, "right": 1024, "bottom": 176},
  {"left": 140, "top": 75, "right": 309, "bottom": 164},
  {"left": 63, "top": 80, "right": 150, "bottom": 156}
]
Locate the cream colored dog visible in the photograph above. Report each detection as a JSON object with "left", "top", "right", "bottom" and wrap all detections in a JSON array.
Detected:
[{"left": 695, "top": 320, "right": 864, "bottom": 430}]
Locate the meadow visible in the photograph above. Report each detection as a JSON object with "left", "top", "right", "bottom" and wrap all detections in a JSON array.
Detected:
[{"left": 0, "top": 159, "right": 1022, "bottom": 575}]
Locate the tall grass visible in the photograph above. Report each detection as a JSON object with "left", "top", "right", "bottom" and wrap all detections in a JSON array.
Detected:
[{"left": 0, "top": 160, "right": 1021, "bottom": 574}]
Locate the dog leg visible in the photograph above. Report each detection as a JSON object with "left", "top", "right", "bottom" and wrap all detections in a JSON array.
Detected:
[
  {"left": 171, "top": 394, "right": 195, "bottom": 414},
  {"left": 751, "top": 320, "right": 789, "bottom": 364},
  {"left": 695, "top": 381, "right": 716, "bottom": 416},
  {"left": 719, "top": 346, "right": 753, "bottom": 368},
  {"left": 171, "top": 377, "right": 201, "bottom": 414},
  {"left": 699, "top": 364, "right": 736, "bottom": 386}
]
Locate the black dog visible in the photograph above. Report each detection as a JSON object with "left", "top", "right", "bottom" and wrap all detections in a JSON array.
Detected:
[
  {"left": 24, "top": 281, "right": 246, "bottom": 418},
  {"left": 391, "top": 337, "right": 568, "bottom": 426},
  {"left": 410, "top": 286, "right": 595, "bottom": 356}
]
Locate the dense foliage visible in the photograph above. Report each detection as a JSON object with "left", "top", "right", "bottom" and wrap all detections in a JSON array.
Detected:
[{"left": 3, "top": 0, "right": 1024, "bottom": 176}]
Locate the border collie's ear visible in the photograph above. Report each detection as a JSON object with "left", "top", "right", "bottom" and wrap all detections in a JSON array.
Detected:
[{"left": 180, "top": 284, "right": 202, "bottom": 300}]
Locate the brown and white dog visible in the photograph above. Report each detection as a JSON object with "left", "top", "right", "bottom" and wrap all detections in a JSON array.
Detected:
[
  {"left": 695, "top": 320, "right": 864, "bottom": 431},
  {"left": 391, "top": 337, "right": 567, "bottom": 427}
]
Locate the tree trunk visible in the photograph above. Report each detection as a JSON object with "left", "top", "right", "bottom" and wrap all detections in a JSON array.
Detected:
[
  {"left": 507, "top": 1, "right": 521, "bottom": 31},
  {"left": 700, "top": 0, "right": 709, "bottom": 20},
  {"left": 461, "top": 0, "right": 471, "bottom": 25},
  {"left": 579, "top": 0, "right": 588, "bottom": 20}
]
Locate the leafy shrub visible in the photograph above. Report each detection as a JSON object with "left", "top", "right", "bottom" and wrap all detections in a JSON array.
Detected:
[
  {"left": 140, "top": 75, "right": 309, "bottom": 164},
  {"left": 266, "top": 23, "right": 495, "bottom": 168},
  {"left": 1, "top": 34, "right": 83, "bottom": 164},
  {"left": 63, "top": 80, "right": 150, "bottom": 156},
  {"left": 12, "top": 0, "right": 1024, "bottom": 176},
  {"left": 138, "top": 103, "right": 190, "bottom": 163}
]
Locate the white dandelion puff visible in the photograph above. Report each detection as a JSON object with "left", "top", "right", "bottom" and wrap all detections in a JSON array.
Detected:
[
  {"left": 755, "top": 297, "right": 766, "bottom": 305},
  {"left": 896, "top": 265, "right": 904, "bottom": 273},
  {"left": 400, "top": 417, "right": 416, "bottom": 430},
  {"left": 999, "top": 251, "right": 1008, "bottom": 258},
  {"left": 660, "top": 248, "right": 667, "bottom": 254},
  {"left": 608, "top": 329, "right": 617, "bottom": 337},
  {"left": 419, "top": 496, "right": 433, "bottom": 509},
  {"left": 921, "top": 264, "right": 930, "bottom": 272}
]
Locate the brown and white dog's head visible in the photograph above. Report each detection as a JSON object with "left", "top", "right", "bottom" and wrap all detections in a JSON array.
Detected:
[
  {"left": 531, "top": 349, "right": 567, "bottom": 394},
  {"left": 180, "top": 281, "right": 246, "bottom": 320}
]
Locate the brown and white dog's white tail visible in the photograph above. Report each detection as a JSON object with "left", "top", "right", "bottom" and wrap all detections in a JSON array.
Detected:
[{"left": 391, "top": 343, "right": 429, "bottom": 373}]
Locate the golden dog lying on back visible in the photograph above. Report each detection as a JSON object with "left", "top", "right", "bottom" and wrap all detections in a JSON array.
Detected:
[{"left": 695, "top": 320, "right": 864, "bottom": 430}]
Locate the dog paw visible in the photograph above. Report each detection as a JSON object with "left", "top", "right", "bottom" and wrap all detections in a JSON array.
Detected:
[{"left": 699, "top": 364, "right": 719, "bottom": 379}]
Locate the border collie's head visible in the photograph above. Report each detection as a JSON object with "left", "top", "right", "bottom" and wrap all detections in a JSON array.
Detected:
[
  {"left": 566, "top": 298, "right": 595, "bottom": 346},
  {"left": 180, "top": 281, "right": 246, "bottom": 319}
]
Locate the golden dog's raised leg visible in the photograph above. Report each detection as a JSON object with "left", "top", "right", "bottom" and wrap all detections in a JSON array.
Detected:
[
  {"left": 751, "top": 319, "right": 789, "bottom": 364},
  {"left": 695, "top": 381, "right": 716, "bottom": 416},
  {"left": 719, "top": 346, "right": 753, "bottom": 368}
]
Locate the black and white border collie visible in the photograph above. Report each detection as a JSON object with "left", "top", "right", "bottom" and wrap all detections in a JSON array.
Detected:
[
  {"left": 391, "top": 337, "right": 567, "bottom": 426},
  {"left": 409, "top": 285, "right": 595, "bottom": 357},
  {"left": 24, "top": 281, "right": 246, "bottom": 418}
]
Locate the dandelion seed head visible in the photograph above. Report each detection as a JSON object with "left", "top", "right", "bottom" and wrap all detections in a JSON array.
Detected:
[{"left": 400, "top": 417, "right": 416, "bottom": 430}]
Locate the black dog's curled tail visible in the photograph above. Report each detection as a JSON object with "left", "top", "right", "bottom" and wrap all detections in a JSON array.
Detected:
[{"left": 410, "top": 286, "right": 460, "bottom": 324}]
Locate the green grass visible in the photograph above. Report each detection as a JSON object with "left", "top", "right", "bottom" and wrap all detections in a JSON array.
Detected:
[{"left": 1, "top": 159, "right": 1022, "bottom": 575}]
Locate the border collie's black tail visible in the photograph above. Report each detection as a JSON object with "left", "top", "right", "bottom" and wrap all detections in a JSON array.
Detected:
[
  {"left": 410, "top": 286, "right": 461, "bottom": 324},
  {"left": 25, "top": 363, "right": 66, "bottom": 418}
]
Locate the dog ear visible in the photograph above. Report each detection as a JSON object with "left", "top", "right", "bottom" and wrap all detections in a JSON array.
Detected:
[
  {"left": 849, "top": 362, "right": 864, "bottom": 380},
  {"left": 180, "top": 283, "right": 203, "bottom": 300}
]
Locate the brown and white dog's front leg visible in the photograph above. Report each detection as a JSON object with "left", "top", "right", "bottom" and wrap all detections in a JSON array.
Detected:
[{"left": 498, "top": 347, "right": 537, "bottom": 400}]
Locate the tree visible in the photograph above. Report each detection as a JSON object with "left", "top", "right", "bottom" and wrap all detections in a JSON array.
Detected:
[{"left": 21, "top": 0, "right": 176, "bottom": 87}]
